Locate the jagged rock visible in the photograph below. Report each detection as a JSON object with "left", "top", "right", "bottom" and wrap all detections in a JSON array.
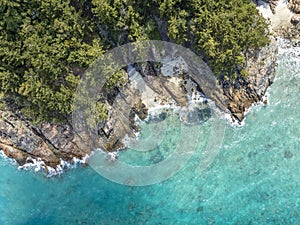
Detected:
[
  {"left": 0, "top": 109, "right": 89, "bottom": 168},
  {"left": 257, "top": 0, "right": 279, "bottom": 14},
  {"left": 269, "top": 0, "right": 279, "bottom": 13},
  {"left": 96, "top": 73, "right": 188, "bottom": 152},
  {"left": 132, "top": 99, "right": 148, "bottom": 120},
  {"left": 291, "top": 14, "right": 300, "bottom": 24},
  {"left": 221, "top": 38, "right": 278, "bottom": 121},
  {"left": 274, "top": 20, "right": 300, "bottom": 39},
  {"left": 95, "top": 85, "right": 142, "bottom": 152},
  {"left": 161, "top": 78, "right": 188, "bottom": 107},
  {"left": 289, "top": 0, "right": 300, "bottom": 13}
]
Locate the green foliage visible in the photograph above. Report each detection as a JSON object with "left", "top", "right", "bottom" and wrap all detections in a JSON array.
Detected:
[
  {"left": 91, "top": 0, "right": 161, "bottom": 45},
  {"left": 167, "top": 9, "right": 189, "bottom": 44},
  {"left": 161, "top": 0, "right": 270, "bottom": 77},
  {"left": 0, "top": 0, "right": 270, "bottom": 123},
  {"left": 105, "top": 69, "right": 128, "bottom": 90},
  {"left": 0, "top": 0, "right": 104, "bottom": 122}
]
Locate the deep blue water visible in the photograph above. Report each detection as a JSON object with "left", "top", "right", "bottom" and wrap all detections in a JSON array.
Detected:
[{"left": 0, "top": 42, "right": 299, "bottom": 224}]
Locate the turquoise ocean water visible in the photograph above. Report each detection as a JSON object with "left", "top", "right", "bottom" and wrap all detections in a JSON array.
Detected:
[{"left": 0, "top": 41, "right": 299, "bottom": 224}]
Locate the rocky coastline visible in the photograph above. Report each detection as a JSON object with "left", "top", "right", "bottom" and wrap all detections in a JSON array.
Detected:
[{"left": 0, "top": 0, "right": 298, "bottom": 174}]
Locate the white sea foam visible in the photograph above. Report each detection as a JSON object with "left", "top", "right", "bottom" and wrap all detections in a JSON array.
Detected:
[
  {"left": 223, "top": 113, "right": 243, "bottom": 127},
  {"left": 0, "top": 150, "right": 18, "bottom": 164},
  {"left": 257, "top": 0, "right": 293, "bottom": 31},
  {"left": 18, "top": 153, "right": 92, "bottom": 177},
  {"left": 123, "top": 88, "right": 209, "bottom": 150},
  {"left": 277, "top": 38, "right": 300, "bottom": 62},
  {"left": 245, "top": 93, "right": 269, "bottom": 115},
  {"left": 0, "top": 150, "right": 8, "bottom": 159},
  {"left": 147, "top": 104, "right": 181, "bottom": 116}
]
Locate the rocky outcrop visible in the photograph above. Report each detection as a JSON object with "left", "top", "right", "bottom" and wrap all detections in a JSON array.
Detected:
[
  {"left": 92, "top": 71, "right": 189, "bottom": 152},
  {"left": 220, "top": 38, "right": 278, "bottom": 122},
  {"left": 0, "top": 37, "right": 279, "bottom": 169},
  {"left": 263, "top": 0, "right": 279, "bottom": 13},
  {"left": 1, "top": 4, "right": 284, "bottom": 172},
  {"left": 96, "top": 85, "right": 145, "bottom": 152},
  {"left": 0, "top": 108, "right": 90, "bottom": 168},
  {"left": 289, "top": 0, "right": 300, "bottom": 13},
  {"left": 277, "top": 21, "right": 300, "bottom": 39},
  {"left": 144, "top": 76, "right": 188, "bottom": 107}
]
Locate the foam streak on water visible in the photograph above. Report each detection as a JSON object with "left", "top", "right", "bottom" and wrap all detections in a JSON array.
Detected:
[{"left": 1, "top": 42, "right": 300, "bottom": 224}]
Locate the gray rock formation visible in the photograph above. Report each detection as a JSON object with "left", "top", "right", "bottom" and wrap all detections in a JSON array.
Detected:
[
  {"left": 220, "top": 38, "right": 278, "bottom": 122},
  {"left": 0, "top": 108, "right": 90, "bottom": 168},
  {"left": 291, "top": 14, "right": 300, "bottom": 24}
]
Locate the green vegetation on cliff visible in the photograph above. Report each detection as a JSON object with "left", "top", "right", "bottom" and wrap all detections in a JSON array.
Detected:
[{"left": 0, "top": 0, "right": 269, "bottom": 122}]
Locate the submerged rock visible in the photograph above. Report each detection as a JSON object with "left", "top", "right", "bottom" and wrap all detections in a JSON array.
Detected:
[
  {"left": 147, "top": 111, "right": 168, "bottom": 123},
  {"left": 181, "top": 106, "right": 212, "bottom": 125},
  {"left": 284, "top": 150, "right": 293, "bottom": 159}
]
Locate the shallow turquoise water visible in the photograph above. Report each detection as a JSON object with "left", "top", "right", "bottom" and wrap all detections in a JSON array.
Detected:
[{"left": 1, "top": 45, "right": 300, "bottom": 224}]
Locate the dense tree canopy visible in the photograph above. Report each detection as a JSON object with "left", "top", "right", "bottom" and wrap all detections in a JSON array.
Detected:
[
  {"left": 0, "top": 0, "right": 103, "bottom": 122},
  {"left": 0, "top": 0, "right": 269, "bottom": 123}
]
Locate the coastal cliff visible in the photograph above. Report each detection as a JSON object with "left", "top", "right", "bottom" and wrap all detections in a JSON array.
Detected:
[
  {"left": 220, "top": 38, "right": 278, "bottom": 122},
  {"left": 0, "top": 40, "right": 278, "bottom": 172},
  {"left": 0, "top": 0, "right": 296, "bottom": 173}
]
